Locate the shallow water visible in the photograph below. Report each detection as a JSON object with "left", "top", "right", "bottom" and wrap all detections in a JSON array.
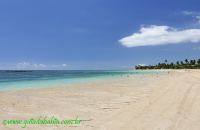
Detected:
[{"left": 0, "top": 70, "right": 159, "bottom": 91}]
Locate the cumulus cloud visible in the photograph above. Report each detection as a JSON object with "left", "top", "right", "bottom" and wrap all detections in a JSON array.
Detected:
[
  {"left": 14, "top": 62, "right": 69, "bottom": 70},
  {"left": 119, "top": 25, "right": 200, "bottom": 47},
  {"left": 182, "top": 11, "right": 199, "bottom": 15},
  {"left": 15, "top": 62, "right": 47, "bottom": 69}
]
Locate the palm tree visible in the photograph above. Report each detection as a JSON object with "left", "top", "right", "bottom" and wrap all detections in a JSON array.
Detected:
[
  {"left": 197, "top": 59, "right": 200, "bottom": 65},
  {"left": 185, "top": 59, "right": 189, "bottom": 64},
  {"left": 190, "top": 60, "right": 193, "bottom": 65},
  {"left": 170, "top": 62, "right": 174, "bottom": 69},
  {"left": 180, "top": 61, "right": 184, "bottom": 65},
  {"left": 194, "top": 59, "right": 196, "bottom": 64},
  {"left": 135, "top": 58, "right": 200, "bottom": 70}
]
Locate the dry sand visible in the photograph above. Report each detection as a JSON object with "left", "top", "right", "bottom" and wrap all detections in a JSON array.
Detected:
[{"left": 0, "top": 70, "right": 200, "bottom": 130}]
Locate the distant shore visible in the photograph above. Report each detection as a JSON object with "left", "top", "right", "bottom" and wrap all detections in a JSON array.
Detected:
[
  {"left": 136, "top": 58, "right": 200, "bottom": 69},
  {"left": 0, "top": 70, "right": 200, "bottom": 130}
]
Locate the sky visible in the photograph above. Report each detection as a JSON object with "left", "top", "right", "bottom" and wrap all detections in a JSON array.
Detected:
[{"left": 0, "top": 0, "right": 200, "bottom": 70}]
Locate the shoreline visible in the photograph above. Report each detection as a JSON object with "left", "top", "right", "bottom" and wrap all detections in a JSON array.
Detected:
[{"left": 0, "top": 70, "right": 164, "bottom": 92}]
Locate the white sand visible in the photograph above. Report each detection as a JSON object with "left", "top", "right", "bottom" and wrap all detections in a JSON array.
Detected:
[{"left": 0, "top": 70, "right": 200, "bottom": 130}]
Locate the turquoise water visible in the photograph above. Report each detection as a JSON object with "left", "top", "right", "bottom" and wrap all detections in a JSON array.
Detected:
[{"left": 0, "top": 70, "right": 159, "bottom": 91}]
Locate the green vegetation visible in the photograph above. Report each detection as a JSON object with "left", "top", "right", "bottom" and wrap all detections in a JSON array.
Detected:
[{"left": 135, "top": 58, "right": 200, "bottom": 70}]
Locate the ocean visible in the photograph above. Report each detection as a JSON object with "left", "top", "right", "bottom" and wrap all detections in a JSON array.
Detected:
[{"left": 0, "top": 70, "right": 158, "bottom": 91}]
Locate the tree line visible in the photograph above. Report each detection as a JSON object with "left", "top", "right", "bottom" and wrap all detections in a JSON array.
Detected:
[{"left": 135, "top": 59, "right": 200, "bottom": 69}]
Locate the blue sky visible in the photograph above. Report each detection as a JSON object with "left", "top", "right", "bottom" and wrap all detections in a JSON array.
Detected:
[{"left": 0, "top": 0, "right": 200, "bottom": 69}]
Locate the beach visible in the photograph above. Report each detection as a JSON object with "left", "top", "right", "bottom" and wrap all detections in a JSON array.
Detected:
[{"left": 0, "top": 70, "right": 200, "bottom": 130}]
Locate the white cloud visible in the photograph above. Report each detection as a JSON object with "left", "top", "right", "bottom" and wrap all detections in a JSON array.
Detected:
[
  {"left": 50, "top": 64, "right": 70, "bottom": 69},
  {"left": 193, "top": 46, "right": 200, "bottom": 50},
  {"left": 119, "top": 25, "right": 200, "bottom": 47},
  {"left": 15, "top": 62, "right": 47, "bottom": 69},
  {"left": 182, "top": 11, "right": 199, "bottom": 15},
  {"left": 137, "top": 64, "right": 146, "bottom": 66},
  {"left": 196, "top": 16, "right": 200, "bottom": 24},
  {"left": 14, "top": 62, "right": 70, "bottom": 70},
  {"left": 62, "top": 64, "right": 67, "bottom": 67},
  {"left": 182, "top": 11, "right": 200, "bottom": 24}
]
